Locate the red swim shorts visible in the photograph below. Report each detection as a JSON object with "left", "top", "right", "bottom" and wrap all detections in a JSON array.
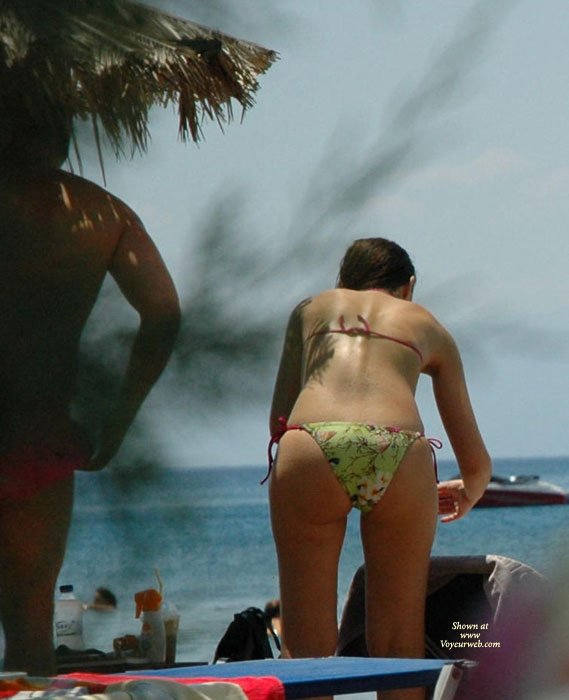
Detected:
[{"left": 0, "top": 446, "right": 86, "bottom": 501}]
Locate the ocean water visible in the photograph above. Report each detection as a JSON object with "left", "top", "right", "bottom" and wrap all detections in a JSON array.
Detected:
[{"left": 3, "top": 457, "right": 569, "bottom": 666}]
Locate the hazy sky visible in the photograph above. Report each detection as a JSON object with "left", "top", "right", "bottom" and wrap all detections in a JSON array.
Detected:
[{"left": 81, "top": 0, "right": 569, "bottom": 467}]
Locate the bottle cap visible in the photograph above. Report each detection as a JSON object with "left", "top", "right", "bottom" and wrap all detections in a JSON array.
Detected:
[{"left": 134, "top": 589, "right": 162, "bottom": 617}]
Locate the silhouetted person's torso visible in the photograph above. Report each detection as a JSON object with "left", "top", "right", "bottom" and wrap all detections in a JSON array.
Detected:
[{"left": 1, "top": 167, "right": 125, "bottom": 453}]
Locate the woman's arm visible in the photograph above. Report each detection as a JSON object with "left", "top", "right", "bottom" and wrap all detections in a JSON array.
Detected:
[
  {"left": 426, "top": 323, "right": 492, "bottom": 521},
  {"left": 269, "top": 300, "right": 307, "bottom": 436}
]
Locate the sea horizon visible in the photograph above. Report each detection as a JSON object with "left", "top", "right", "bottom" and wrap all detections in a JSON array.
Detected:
[{"left": 2, "top": 455, "right": 568, "bottom": 671}]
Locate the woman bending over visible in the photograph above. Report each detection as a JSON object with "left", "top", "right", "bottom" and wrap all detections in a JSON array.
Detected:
[{"left": 266, "top": 238, "right": 491, "bottom": 700}]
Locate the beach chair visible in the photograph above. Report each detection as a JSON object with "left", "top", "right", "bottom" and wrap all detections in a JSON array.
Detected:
[
  {"left": 6, "top": 659, "right": 460, "bottom": 700},
  {"left": 136, "top": 656, "right": 455, "bottom": 697},
  {"left": 337, "top": 555, "right": 548, "bottom": 698}
]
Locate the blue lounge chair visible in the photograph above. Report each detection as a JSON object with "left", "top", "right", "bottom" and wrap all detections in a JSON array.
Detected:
[{"left": 135, "top": 656, "right": 457, "bottom": 698}]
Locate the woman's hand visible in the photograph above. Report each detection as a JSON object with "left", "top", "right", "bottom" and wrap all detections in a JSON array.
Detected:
[{"left": 437, "top": 479, "right": 476, "bottom": 522}]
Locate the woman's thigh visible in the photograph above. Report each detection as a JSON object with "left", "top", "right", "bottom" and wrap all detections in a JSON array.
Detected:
[
  {"left": 359, "top": 439, "right": 438, "bottom": 657},
  {"left": 269, "top": 430, "right": 351, "bottom": 656}
]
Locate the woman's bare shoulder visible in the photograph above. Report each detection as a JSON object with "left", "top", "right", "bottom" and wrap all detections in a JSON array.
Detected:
[
  {"left": 406, "top": 303, "right": 460, "bottom": 372},
  {"left": 405, "top": 300, "right": 445, "bottom": 330},
  {"left": 291, "top": 288, "right": 352, "bottom": 322},
  {"left": 396, "top": 300, "right": 457, "bottom": 360}
]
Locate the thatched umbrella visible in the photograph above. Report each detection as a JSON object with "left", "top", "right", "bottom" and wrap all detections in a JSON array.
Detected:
[{"left": 0, "top": 0, "right": 277, "bottom": 158}]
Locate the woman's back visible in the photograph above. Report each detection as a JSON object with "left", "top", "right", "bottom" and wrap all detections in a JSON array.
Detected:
[{"left": 280, "top": 288, "right": 441, "bottom": 430}]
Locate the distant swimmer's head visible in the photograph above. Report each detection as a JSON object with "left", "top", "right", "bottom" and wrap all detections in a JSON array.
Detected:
[
  {"left": 93, "top": 587, "right": 117, "bottom": 609},
  {"left": 337, "top": 237, "right": 416, "bottom": 299}
]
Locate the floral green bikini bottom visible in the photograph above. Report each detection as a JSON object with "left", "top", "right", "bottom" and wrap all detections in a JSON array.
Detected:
[
  {"left": 265, "top": 419, "right": 440, "bottom": 513},
  {"left": 299, "top": 422, "right": 423, "bottom": 512}
]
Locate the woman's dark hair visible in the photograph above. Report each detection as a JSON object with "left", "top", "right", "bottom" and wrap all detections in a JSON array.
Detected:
[{"left": 336, "top": 237, "right": 415, "bottom": 291}]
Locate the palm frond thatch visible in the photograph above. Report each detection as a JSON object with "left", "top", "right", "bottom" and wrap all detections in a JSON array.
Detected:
[{"left": 0, "top": 0, "right": 277, "bottom": 155}]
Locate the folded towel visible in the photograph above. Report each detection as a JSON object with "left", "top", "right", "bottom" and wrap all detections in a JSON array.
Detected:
[{"left": 57, "top": 673, "right": 284, "bottom": 700}]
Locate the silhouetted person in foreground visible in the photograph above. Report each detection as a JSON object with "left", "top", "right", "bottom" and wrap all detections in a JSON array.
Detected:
[{"left": 0, "top": 95, "right": 180, "bottom": 675}]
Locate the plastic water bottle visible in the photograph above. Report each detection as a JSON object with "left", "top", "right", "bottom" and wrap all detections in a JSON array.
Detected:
[{"left": 54, "top": 584, "right": 85, "bottom": 651}]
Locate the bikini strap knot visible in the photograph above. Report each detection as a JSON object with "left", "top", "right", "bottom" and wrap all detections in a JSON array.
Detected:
[
  {"left": 338, "top": 315, "right": 372, "bottom": 336},
  {"left": 356, "top": 315, "right": 372, "bottom": 334},
  {"left": 261, "top": 417, "right": 301, "bottom": 485},
  {"left": 426, "top": 437, "right": 443, "bottom": 482}
]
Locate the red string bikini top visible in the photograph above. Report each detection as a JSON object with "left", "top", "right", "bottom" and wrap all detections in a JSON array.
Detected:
[{"left": 306, "top": 314, "right": 423, "bottom": 362}]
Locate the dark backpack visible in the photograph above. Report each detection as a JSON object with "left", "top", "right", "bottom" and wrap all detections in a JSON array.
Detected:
[{"left": 213, "top": 606, "right": 281, "bottom": 663}]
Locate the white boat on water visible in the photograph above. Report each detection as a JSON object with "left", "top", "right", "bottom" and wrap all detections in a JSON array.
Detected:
[{"left": 475, "top": 474, "right": 568, "bottom": 507}]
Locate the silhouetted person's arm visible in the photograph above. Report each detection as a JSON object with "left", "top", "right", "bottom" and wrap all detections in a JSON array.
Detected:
[{"left": 86, "top": 212, "right": 181, "bottom": 470}]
